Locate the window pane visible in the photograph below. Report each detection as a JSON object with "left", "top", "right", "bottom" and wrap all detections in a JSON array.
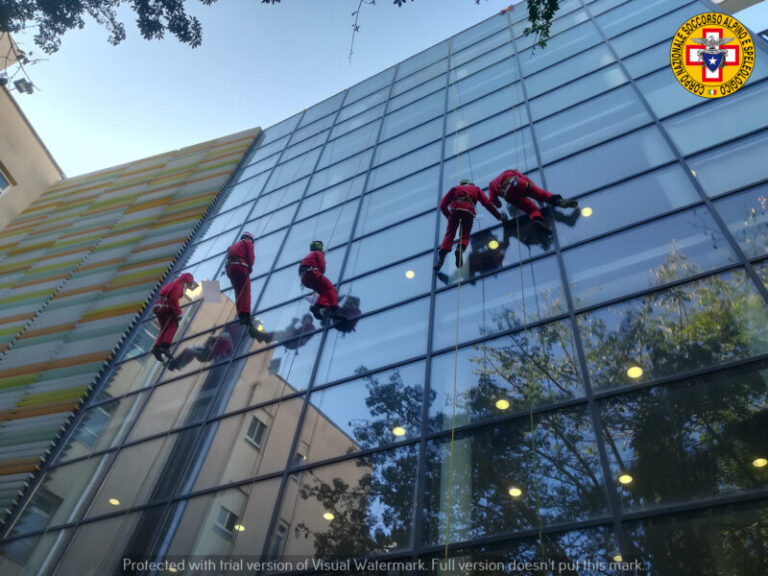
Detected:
[
  {"left": 442, "top": 128, "right": 536, "bottom": 190},
  {"left": 261, "top": 114, "right": 301, "bottom": 145},
  {"left": 610, "top": 3, "right": 701, "bottom": 59},
  {"left": 299, "top": 92, "right": 344, "bottom": 126},
  {"left": 259, "top": 246, "right": 344, "bottom": 310},
  {"left": 339, "top": 253, "right": 433, "bottom": 313},
  {"left": 566, "top": 207, "right": 737, "bottom": 308},
  {"left": 391, "top": 58, "right": 448, "bottom": 97},
  {"left": 432, "top": 255, "right": 565, "bottom": 350},
  {"left": 197, "top": 203, "right": 254, "bottom": 244},
  {"left": 336, "top": 87, "right": 388, "bottom": 123},
  {"left": 635, "top": 67, "right": 705, "bottom": 120},
  {"left": 718, "top": 185, "right": 768, "bottom": 260},
  {"left": 452, "top": 42, "right": 515, "bottom": 82},
  {"left": 536, "top": 85, "right": 650, "bottom": 164},
  {"left": 424, "top": 406, "right": 607, "bottom": 544},
  {"left": 451, "top": 29, "right": 510, "bottom": 69},
  {"left": 429, "top": 319, "right": 583, "bottom": 432},
  {"left": 246, "top": 135, "right": 289, "bottom": 165},
  {"left": 330, "top": 103, "right": 386, "bottom": 140},
  {"left": 688, "top": 130, "right": 768, "bottom": 198},
  {"left": 556, "top": 164, "right": 701, "bottom": 247},
  {"left": 265, "top": 148, "right": 321, "bottom": 192},
  {"left": 257, "top": 177, "right": 307, "bottom": 212},
  {"left": 356, "top": 166, "right": 439, "bottom": 238},
  {"left": 543, "top": 126, "right": 675, "bottom": 197},
  {"left": 529, "top": 64, "right": 628, "bottom": 121},
  {"left": 280, "top": 129, "right": 328, "bottom": 163},
  {"left": 451, "top": 14, "right": 508, "bottom": 52},
  {"left": 220, "top": 173, "right": 267, "bottom": 213},
  {"left": 623, "top": 42, "right": 669, "bottom": 78},
  {"left": 273, "top": 446, "right": 418, "bottom": 560},
  {"left": 389, "top": 75, "right": 445, "bottom": 113},
  {"left": 380, "top": 89, "right": 445, "bottom": 141},
  {"left": 182, "top": 229, "right": 238, "bottom": 268},
  {"left": 243, "top": 228, "right": 286, "bottom": 278},
  {"left": 663, "top": 81, "right": 768, "bottom": 157},
  {"left": 301, "top": 361, "right": 425, "bottom": 462},
  {"left": 317, "top": 121, "right": 380, "bottom": 170},
  {"left": 345, "top": 212, "right": 436, "bottom": 278},
  {"left": 525, "top": 43, "right": 616, "bottom": 98},
  {"left": 236, "top": 153, "right": 280, "bottom": 182},
  {"left": 600, "top": 361, "right": 768, "bottom": 514},
  {"left": 346, "top": 66, "right": 396, "bottom": 103},
  {"left": 306, "top": 150, "right": 373, "bottom": 195},
  {"left": 595, "top": 0, "right": 681, "bottom": 38},
  {"left": 448, "top": 58, "right": 518, "bottom": 109},
  {"left": 366, "top": 141, "right": 442, "bottom": 192},
  {"left": 627, "top": 502, "right": 768, "bottom": 574},
  {"left": 315, "top": 298, "right": 429, "bottom": 385},
  {"left": 448, "top": 82, "right": 525, "bottom": 133},
  {"left": 397, "top": 40, "right": 449, "bottom": 79},
  {"left": 520, "top": 21, "right": 602, "bottom": 77},
  {"left": 289, "top": 113, "right": 335, "bottom": 146},
  {"left": 578, "top": 269, "right": 768, "bottom": 391},
  {"left": 296, "top": 174, "right": 366, "bottom": 221},
  {"left": 375, "top": 117, "right": 443, "bottom": 167},
  {"left": 246, "top": 201, "right": 298, "bottom": 237},
  {"left": 277, "top": 200, "right": 358, "bottom": 267}
]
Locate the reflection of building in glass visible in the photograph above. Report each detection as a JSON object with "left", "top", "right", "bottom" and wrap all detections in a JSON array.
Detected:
[{"left": 3, "top": 1, "right": 768, "bottom": 573}]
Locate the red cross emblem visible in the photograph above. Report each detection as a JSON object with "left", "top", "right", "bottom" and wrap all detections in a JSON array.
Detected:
[{"left": 685, "top": 28, "right": 740, "bottom": 82}]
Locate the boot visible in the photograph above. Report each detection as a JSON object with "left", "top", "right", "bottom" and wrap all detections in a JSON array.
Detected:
[
  {"left": 455, "top": 245, "right": 465, "bottom": 268},
  {"left": 151, "top": 346, "right": 165, "bottom": 362},
  {"left": 159, "top": 344, "right": 173, "bottom": 361},
  {"left": 309, "top": 303, "right": 324, "bottom": 321},
  {"left": 531, "top": 216, "right": 553, "bottom": 236},
  {"left": 433, "top": 249, "right": 448, "bottom": 271},
  {"left": 328, "top": 305, "right": 346, "bottom": 320},
  {"left": 548, "top": 194, "right": 578, "bottom": 209},
  {"left": 238, "top": 312, "right": 252, "bottom": 326}
]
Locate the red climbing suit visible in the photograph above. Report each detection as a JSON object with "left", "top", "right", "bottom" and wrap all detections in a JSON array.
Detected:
[
  {"left": 299, "top": 250, "right": 338, "bottom": 308},
  {"left": 226, "top": 238, "right": 255, "bottom": 316},
  {"left": 439, "top": 183, "right": 502, "bottom": 252},
  {"left": 153, "top": 273, "right": 195, "bottom": 348},
  {"left": 170, "top": 325, "right": 236, "bottom": 371},
  {"left": 489, "top": 169, "right": 553, "bottom": 221}
]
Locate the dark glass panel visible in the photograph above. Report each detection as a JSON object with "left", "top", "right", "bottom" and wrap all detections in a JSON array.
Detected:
[
  {"left": 565, "top": 207, "right": 738, "bottom": 308},
  {"left": 429, "top": 319, "right": 583, "bottom": 432},
  {"left": 424, "top": 406, "right": 608, "bottom": 544},
  {"left": 356, "top": 166, "right": 440, "bottom": 238},
  {"left": 314, "top": 298, "right": 430, "bottom": 385},
  {"left": 273, "top": 446, "right": 418, "bottom": 560},
  {"left": 432, "top": 255, "right": 565, "bottom": 351},
  {"left": 601, "top": 361, "right": 768, "bottom": 512},
  {"left": 578, "top": 269, "right": 768, "bottom": 390},
  {"left": 556, "top": 164, "right": 700, "bottom": 247},
  {"left": 301, "top": 361, "right": 425, "bottom": 462},
  {"left": 713, "top": 184, "right": 768, "bottom": 258}
]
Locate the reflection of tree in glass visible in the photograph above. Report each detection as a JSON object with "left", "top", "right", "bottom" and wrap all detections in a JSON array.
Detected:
[
  {"left": 581, "top": 252, "right": 768, "bottom": 389},
  {"left": 294, "top": 368, "right": 427, "bottom": 559}
]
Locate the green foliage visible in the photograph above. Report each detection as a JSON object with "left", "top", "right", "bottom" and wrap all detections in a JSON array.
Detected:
[{"left": 524, "top": 0, "right": 561, "bottom": 48}]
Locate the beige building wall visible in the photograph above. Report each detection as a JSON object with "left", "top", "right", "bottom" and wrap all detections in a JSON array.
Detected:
[{"left": 0, "top": 33, "right": 64, "bottom": 232}]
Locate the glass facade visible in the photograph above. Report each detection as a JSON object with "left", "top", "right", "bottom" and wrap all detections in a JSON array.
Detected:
[{"left": 3, "top": 1, "right": 768, "bottom": 573}]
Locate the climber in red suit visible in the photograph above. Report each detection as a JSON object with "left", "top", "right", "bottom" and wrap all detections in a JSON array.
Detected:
[
  {"left": 299, "top": 240, "right": 342, "bottom": 321},
  {"left": 489, "top": 169, "right": 578, "bottom": 234},
  {"left": 226, "top": 231, "right": 255, "bottom": 326},
  {"left": 435, "top": 179, "right": 504, "bottom": 271},
  {"left": 152, "top": 272, "right": 196, "bottom": 362},
  {"left": 167, "top": 324, "right": 238, "bottom": 371}
]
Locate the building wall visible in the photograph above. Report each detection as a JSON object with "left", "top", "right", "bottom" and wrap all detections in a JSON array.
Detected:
[
  {"left": 0, "top": 127, "right": 260, "bottom": 529},
  {"left": 2, "top": 0, "right": 768, "bottom": 573},
  {"left": 0, "top": 33, "right": 65, "bottom": 232}
]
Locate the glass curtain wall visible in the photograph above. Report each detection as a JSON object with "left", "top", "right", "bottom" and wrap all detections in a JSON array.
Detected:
[{"left": 3, "top": 0, "right": 768, "bottom": 574}]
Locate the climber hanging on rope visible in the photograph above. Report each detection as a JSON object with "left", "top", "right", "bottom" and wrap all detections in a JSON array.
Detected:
[
  {"left": 489, "top": 169, "right": 578, "bottom": 235},
  {"left": 225, "top": 231, "right": 270, "bottom": 342},
  {"left": 151, "top": 272, "right": 196, "bottom": 362},
  {"left": 299, "top": 240, "right": 344, "bottom": 324},
  {"left": 434, "top": 179, "right": 505, "bottom": 271},
  {"left": 167, "top": 323, "right": 239, "bottom": 371}
]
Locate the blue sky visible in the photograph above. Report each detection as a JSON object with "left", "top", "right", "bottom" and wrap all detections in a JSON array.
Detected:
[{"left": 11, "top": 0, "right": 514, "bottom": 177}]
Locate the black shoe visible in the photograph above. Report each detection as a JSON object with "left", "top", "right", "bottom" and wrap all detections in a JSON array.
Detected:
[
  {"left": 166, "top": 358, "right": 178, "bottom": 371},
  {"left": 309, "top": 304, "right": 323, "bottom": 321},
  {"left": 238, "top": 313, "right": 251, "bottom": 326},
  {"left": 328, "top": 306, "right": 346, "bottom": 319},
  {"left": 433, "top": 250, "right": 448, "bottom": 271},
  {"left": 159, "top": 344, "right": 173, "bottom": 361},
  {"left": 556, "top": 198, "right": 578, "bottom": 209},
  {"left": 151, "top": 347, "right": 165, "bottom": 362},
  {"left": 455, "top": 247, "right": 465, "bottom": 268},
  {"left": 532, "top": 217, "right": 552, "bottom": 235}
]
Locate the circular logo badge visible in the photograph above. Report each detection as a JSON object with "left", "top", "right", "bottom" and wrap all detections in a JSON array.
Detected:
[{"left": 670, "top": 12, "right": 755, "bottom": 98}]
